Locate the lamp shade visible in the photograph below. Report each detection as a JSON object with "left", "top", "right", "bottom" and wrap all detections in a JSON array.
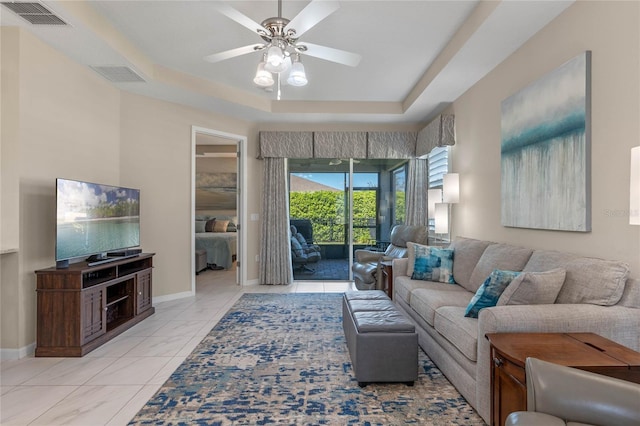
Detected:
[
  {"left": 428, "top": 189, "right": 442, "bottom": 218},
  {"left": 631, "top": 146, "right": 640, "bottom": 225},
  {"left": 287, "top": 61, "right": 307, "bottom": 86},
  {"left": 443, "top": 173, "right": 459, "bottom": 203},
  {"left": 265, "top": 45, "right": 288, "bottom": 73},
  {"left": 434, "top": 203, "right": 449, "bottom": 234},
  {"left": 253, "top": 62, "right": 274, "bottom": 87}
]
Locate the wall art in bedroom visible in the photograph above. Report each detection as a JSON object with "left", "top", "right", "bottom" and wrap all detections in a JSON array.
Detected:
[
  {"left": 196, "top": 172, "right": 237, "bottom": 210},
  {"left": 501, "top": 51, "right": 591, "bottom": 232}
]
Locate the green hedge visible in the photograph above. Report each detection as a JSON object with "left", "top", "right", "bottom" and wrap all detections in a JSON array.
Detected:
[{"left": 290, "top": 191, "right": 405, "bottom": 243}]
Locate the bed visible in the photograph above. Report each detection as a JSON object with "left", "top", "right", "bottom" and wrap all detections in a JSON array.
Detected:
[{"left": 195, "top": 216, "right": 237, "bottom": 270}]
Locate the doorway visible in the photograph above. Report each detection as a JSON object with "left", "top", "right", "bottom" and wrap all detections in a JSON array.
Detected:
[
  {"left": 190, "top": 126, "right": 247, "bottom": 293},
  {"left": 288, "top": 158, "right": 408, "bottom": 281}
]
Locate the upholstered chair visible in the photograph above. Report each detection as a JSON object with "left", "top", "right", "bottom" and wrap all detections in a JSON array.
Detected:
[
  {"left": 290, "top": 225, "right": 321, "bottom": 273},
  {"left": 506, "top": 357, "right": 640, "bottom": 426},
  {"left": 352, "top": 225, "right": 428, "bottom": 290}
]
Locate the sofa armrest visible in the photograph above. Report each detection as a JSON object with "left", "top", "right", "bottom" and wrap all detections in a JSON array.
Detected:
[
  {"left": 392, "top": 258, "right": 409, "bottom": 277},
  {"left": 474, "top": 304, "right": 640, "bottom": 423},
  {"left": 354, "top": 249, "right": 385, "bottom": 263}
]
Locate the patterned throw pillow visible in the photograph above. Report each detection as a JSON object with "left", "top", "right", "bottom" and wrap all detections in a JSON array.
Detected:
[
  {"left": 226, "top": 222, "right": 237, "bottom": 232},
  {"left": 464, "top": 269, "right": 521, "bottom": 318},
  {"left": 410, "top": 244, "right": 455, "bottom": 284}
]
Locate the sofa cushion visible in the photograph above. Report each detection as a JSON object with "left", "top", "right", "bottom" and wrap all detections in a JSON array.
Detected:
[
  {"left": 434, "top": 306, "right": 479, "bottom": 362},
  {"left": 556, "top": 258, "right": 629, "bottom": 306},
  {"left": 468, "top": 244, "right": 533, "bottom": 292},
  {"left": 465, "top": 269, "right": 521, "bottom": 318},
  {"left": 394, "top": 276, "right": 466, "bottom": 305},
  {"left": 410, "top": 288, "right": 473, "bottom": 326},
  {"left": 497, "top": 268, "right": 566, "bottom": 306},
  {"left": 408, "top": 243, "right": 455, "bottom": 284},
  {"left": 449, "top": 237, "right": 494, "bottom": 292},
  {"left": 523, "top": 250, "right": 580, "bottom": 272}
]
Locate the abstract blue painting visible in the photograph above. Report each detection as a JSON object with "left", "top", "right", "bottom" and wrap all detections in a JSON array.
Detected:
[{"left": 501, "top": 51, "right": 591, "bottom": 232}]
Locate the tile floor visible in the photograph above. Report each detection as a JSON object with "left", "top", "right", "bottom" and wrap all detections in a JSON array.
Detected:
[{"left": 0, "top": 270, "right": 356, "bottom": 425}]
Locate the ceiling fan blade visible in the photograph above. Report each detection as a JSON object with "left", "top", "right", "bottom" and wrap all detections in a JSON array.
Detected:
[
  {"left": 298, "top": 42, "right": 361, "bottom": 67},
  {"left": 284, "top": 0, "right": 339, "bottom": 38},
  {"left": 212, "top": 3, "right": 267, "bottom": 36},
  {"left": 203, "top": 44, "right": 264, "bottom": 63}
]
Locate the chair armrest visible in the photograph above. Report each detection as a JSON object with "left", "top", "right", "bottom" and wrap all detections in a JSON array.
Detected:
[
  {"left": 354, "top": 249, "right": 385, "bottom": 263},
  {"left": 505, "top": 412, "right": 565, "bottom": 426},
  {"left": 524, "top": 357, "right": 640, "bottom": 426}
]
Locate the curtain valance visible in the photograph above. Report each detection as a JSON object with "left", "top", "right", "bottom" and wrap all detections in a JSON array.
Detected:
[
  {"left": 416, "top": 114, "right": 456, "bottom": 157},
  {"left": 313, "top": 131, "right": 367, "bottom": 159},
  {"left": 259, "top": 119, "right": 454, "bottom": 159},
  {"left": 367, "top": 131, "right": 417, "bottom": 159},
  {"left": 259, "top": 131, "right": 313, "bottom": 159}
]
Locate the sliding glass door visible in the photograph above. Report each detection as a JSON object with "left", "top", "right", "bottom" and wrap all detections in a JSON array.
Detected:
[{"left": 288, "top": 158, "right": 407, "bottom": 281}]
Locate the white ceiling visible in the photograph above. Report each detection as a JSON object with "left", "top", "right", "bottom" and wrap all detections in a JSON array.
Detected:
[{"left": 1, "top": 0, "right": 574, "bottom": 125}]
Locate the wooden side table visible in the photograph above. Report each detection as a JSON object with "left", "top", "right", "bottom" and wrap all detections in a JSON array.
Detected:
[
  {"left": 486, "top": 332, "right": 640, "bottom": 426},
  {"left": 380, "top": 260, "right": 393, "bottom": 300}
]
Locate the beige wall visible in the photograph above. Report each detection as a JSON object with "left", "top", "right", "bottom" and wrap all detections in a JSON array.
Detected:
[
  {"left": 0, "top": 27, "right": 261, "bottom": 353},
  {"left": 119, "top": 92, "right": 258, "bottom": 297},
  {"left": 448, "top": 0, "right": 640, "bottom": 277}
]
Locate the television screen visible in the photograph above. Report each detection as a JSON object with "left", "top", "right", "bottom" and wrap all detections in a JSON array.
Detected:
[{"left": 56, "top": 178, "right": 140, "bottom": 262}]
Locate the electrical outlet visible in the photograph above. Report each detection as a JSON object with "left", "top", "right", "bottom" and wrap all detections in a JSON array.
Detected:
[{"left": 250, "top": 213, "right": 259, "bottom": 221}]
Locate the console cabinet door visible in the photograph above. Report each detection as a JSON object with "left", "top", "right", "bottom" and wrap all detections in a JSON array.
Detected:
[
  {"left": 491, "top": 349, "right": 526, "bottom": 426},
  {"left": 81, "top": 286, "right": 106, "bottom": 345},
  {"left": 136, "top": 269, "right": 152, "bottom": 314}
]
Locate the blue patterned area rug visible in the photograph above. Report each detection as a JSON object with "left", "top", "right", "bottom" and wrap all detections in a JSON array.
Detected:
[{"left": 130, "top": 293, "right": 484, "bottom": 425}]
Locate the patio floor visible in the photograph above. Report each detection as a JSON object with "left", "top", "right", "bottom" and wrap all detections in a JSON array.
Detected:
[{"left": 293, "top": 258, "right": 350, "bottom": 281}]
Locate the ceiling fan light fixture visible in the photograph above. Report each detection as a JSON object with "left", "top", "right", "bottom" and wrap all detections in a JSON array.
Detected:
[
  {"left": 253, "top": 61, "right": 274, "bottom": 87},
  {"left": 265, "top": 44, "right": 288, "bottom": 73},
  {"left": 287, "top": 55, "right": 307, "bottom": 86}
]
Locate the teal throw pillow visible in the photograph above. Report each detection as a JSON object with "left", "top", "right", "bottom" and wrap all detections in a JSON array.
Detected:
[
  {"left": 411, "top": 245, "right": 455, "bottom": 284},
  {"left": 464, "top": 269, "right": 521, "bottom": 318}
]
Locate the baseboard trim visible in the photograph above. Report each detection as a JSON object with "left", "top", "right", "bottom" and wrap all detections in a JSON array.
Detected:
[
  {"left": 0, "top": 342, "right": 36, "bottom": 360},
  {"left": 152, "top": 290, "right": 195, "bottom": 305},
  {"left": 244, "top": 278, "right": 259, "bottom": 286}
]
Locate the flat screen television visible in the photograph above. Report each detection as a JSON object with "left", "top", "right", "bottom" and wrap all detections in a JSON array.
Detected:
[{"left": 56, "top": 178, "right": 140, "bottom": 267}]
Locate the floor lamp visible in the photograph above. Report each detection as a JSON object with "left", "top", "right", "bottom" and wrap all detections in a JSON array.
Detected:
[{"left": 631, "top": 146, "right": 639, "bottom": 225}]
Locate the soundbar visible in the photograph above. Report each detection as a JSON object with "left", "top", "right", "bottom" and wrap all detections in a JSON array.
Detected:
[{"left": 107, "top": 249, "right": 142, "bottom": 257}]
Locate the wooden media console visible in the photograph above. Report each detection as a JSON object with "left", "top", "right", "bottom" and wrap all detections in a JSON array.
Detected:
[{"left": 35, "top": 253, "right": 155, "bottom": 357}]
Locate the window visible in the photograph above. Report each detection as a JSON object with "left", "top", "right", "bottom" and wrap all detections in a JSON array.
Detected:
[{"left": 392, "top": 166, "right": 406, "bottom": 225}]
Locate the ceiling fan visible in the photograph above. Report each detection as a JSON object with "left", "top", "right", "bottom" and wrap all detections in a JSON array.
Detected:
[
  {"left": 204, "top": 0, "right": 361, "bottom": 91},
  {"left": 329, "top": 158, "right": 360, "bottom": 166}
]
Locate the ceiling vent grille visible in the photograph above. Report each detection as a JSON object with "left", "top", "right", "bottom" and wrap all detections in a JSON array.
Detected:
[
  {"left": 1, "top": 2, "right": 67, "bottom": 25},
  {"left": 90, "top": 66, "right": 146, "bottom": 83}
]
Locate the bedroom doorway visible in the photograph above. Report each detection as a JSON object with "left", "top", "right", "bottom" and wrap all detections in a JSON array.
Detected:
[{"left": 190, "top": 126, "right": 247, "bottom": 293}]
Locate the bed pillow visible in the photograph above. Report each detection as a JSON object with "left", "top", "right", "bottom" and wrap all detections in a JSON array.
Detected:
[
  {"left": 497, "top": 268, "right": 566, "bottom": 306},
  {"left": 409, "top": 243, "right": 455, "bottom": 284},
  {"left": 226, "top": 222, "right": 237, "bottom": 232},
  {"left": 195, "top": 220, "right": 207, "bottom": 233},
  {"left": 213, "top": 220, "right": 230, "bottom": 232},
  {"left": 464, "top": 269, "right": 520, "bottom": 318},
  {"left": 205, "top": 218, "right": 217, "bottom": 232}
]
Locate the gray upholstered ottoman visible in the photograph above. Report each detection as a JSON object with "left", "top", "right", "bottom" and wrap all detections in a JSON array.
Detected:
[{"left": 342, "top": 290, "right": 418, "bottom": 387}]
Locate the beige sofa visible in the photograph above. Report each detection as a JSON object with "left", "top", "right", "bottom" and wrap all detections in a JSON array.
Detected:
[{"left": 392, "top": 237, "right": 640, "bottom": 424}]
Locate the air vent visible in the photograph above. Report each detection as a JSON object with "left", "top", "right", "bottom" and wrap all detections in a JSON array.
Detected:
[
  {"left": 1, "top": 2, "right": 67, "bottom": 25},
  {"left": 90, "top": 66, "right": 146, "bottom": 83}
]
